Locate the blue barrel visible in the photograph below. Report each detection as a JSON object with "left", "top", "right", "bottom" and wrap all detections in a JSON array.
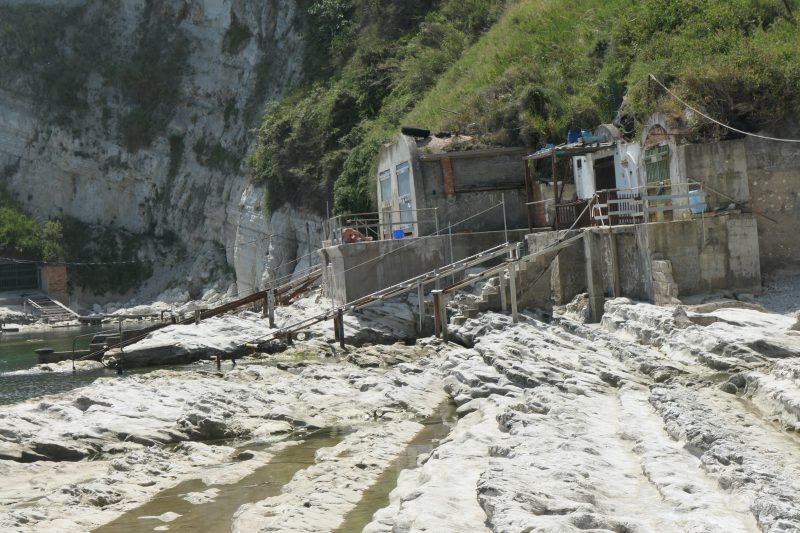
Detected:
[
  {"left": 567, "top": 129, "right": 580, "bottom": 144},
  {"left": 392, "top": 229, "right": 404, "bottom": 240},
  {"left": 689, "top": 190, "right": 705, "bottom": 214}
]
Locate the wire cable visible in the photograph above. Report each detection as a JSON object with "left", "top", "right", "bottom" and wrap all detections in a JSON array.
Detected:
[{"left": 649, "top": 73, "right": 800, "bottom": 143}]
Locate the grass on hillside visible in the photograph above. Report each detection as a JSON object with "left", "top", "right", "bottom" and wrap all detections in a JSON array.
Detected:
[{"left": 221, "top": 0, "right": 800, "bottom": 216}]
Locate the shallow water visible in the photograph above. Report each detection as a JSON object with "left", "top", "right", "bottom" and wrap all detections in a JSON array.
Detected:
[
  {"left": 335, "top": 401, "right": 458, "bottom": 532},
  {"left": 0, "top": 325, "right": 110, "bottom": 405},
  {"left": 93, "top": 429, "right": 348, "bottom": 533},
  {"left": 0, "top": 326, "right": 337, "bottom": 406}
]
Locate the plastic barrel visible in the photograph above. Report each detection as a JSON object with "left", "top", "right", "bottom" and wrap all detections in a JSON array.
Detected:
[{"left": 567, "top": 129, "right": 580, "bottom": 144}]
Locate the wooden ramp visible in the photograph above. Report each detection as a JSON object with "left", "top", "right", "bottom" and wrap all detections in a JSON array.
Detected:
[{"left": 75, "top": 268, "right": 322, "bottom": 362}]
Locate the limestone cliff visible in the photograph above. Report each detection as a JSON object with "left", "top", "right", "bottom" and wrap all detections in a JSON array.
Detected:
[{"left": 0, "top": 0, "right": 321, "bottom": 303}]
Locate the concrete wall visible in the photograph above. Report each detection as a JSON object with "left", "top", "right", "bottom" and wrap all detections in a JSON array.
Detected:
[
  {"left": 524, "top": 213, "right": 761, "bottom": 308},
  {"left": 744, "top": 137, "right": 800, "bottom": 275},
  {"left": 322, "top": 230, "right": 528, "bottom": 305},
  {"left": 679, "top": 139, "right": 750, "bottom": 211},
  {"left": 416, "top": 148, "right": 529, "bottom": 234},
  {"left": 526, "top": 230, "right": 586, "bottom": 305}
]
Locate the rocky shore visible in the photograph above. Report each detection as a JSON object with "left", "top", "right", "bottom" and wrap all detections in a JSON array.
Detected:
[{"left": 1, "top": 291, "right": 800, "bottom": 532}]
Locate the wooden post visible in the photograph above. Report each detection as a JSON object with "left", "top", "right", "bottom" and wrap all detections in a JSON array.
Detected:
[
  {"left": 508, "top": 263, "right": 518, "bottom": 323},
  {"left": 195, "top": 309, "right": 201, "bottom": 325},
  {"left": 268, "top": 289, "right": 276, "bottom": 328},
  {"left": 417, "top": 282, "right": 424, "bottom": 334},
  {"left": 262, "top": 296, "right": 268, "bottom": 318},
  {"left": 286, "top": 331, "right": 293, "bottom": 346},
  {"left": 333, "top": 313, "right": 340, "bottom": 342},
  {"left": 337, "top": 308, "right": 345, "bottom": 349},
  {"left": 434, "top": 268, "right": 440, "bottom": 291},
  {"left": 216, "top": 353, "right": 221, "bottom": 371},
  {"left": 432, "top": 290, "right": 443, "bottom": 338}
]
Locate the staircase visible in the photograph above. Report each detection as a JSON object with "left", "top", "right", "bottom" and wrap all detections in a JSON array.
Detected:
[
  {"left": 25, "top": 296, "right": 79, "bottom": 323},
  {"left": 449, "top": 268, "right": 517, "bottom": 326}
]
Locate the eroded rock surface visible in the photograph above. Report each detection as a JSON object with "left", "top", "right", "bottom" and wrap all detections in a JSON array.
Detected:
[{"left": 368, "top": 300, "right": 800, "bottom": 532}]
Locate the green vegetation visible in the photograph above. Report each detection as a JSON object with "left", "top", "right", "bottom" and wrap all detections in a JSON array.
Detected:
[
  {"left": 168, "top": 134, "right": 185, "bottom": 180},
  {"left": 249, "top": 0, "right": 502, "bottom": 213},
  {"left": 0, "top": 186, "right": 63, "bottom": 261},
  {"left": 193, "top": 136, "right": 241, "bottom": 174},
  {"left": 60, "top": 218, "right": 154, "bottom": 296},
  {"left": 250, "top": 0, "right": 800, "bottom": 215},
  {"left": 114, "top": 16, "right": 191, "bottom": 151},
  {"left": 222, "top": 16, "right": 252, "bottom": 54}
]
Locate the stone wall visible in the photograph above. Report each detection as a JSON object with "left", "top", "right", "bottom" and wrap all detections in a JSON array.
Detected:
[{"left": 524, "top": 213, "right": 761, "bottom": 309}]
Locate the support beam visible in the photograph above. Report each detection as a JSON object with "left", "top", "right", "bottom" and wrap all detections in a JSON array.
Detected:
[
  {"left": 583, "top": 231, "right": 606, "bottom": 323},
  {"left": 508, "top": 263, "right": 518, "bottom": 323},
  {"left": 609, "top": 229, "right": 621, "bottom": 298},
  {"left": 432, "top": 290, "right": 443, "bottom": 339}
]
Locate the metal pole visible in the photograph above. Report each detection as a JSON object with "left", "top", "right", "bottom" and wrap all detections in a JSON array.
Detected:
[
  {"left": 502, "top": 193, "right": 508, "bottom": 245},
  {"left": 448, "top": 223, "right": 455, "bottom": 285}
]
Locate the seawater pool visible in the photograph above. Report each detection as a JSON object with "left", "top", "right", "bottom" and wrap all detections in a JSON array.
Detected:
[{"left": 0, "top": 325, "right": 114, "bottom": 405}]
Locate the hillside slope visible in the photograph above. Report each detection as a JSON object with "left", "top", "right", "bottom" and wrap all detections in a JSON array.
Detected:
[{"left": 251, "top": 0, "right": 800, "bottom": 215}]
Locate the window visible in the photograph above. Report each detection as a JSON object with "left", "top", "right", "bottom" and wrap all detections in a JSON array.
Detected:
[
  {"left": 396, "top": 162, "right": 411, "bottom": 197},
  {"left": 395, "top": 162, "right": 413, "bottom": 230},
  {"left": 379, "top": 169, "right": 392, "bottom": 203}
]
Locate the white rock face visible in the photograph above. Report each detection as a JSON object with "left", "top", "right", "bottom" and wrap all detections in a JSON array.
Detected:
[
  {"left": 368, "top": 302, "right": 800, "bottom": 532},
  {"left": 0, "top": 0, "right": 321, "bottom": 300}
]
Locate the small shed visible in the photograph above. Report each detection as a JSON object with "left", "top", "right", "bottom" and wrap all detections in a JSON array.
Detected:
[{"left": 376, "top": 134, "right": 529, "bottom": 238}]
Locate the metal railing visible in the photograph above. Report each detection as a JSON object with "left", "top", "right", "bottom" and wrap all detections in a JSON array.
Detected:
[
  {"left": 324, "top": 208, "right": 440, "bottom": 244},
  {"left": 555, "top": 182, "right": 708, "bottom": 229}
]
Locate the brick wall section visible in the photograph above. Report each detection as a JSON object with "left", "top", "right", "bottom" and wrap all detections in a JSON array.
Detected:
[
  {"left": 43, "top": 265, "right": 68, "bottom": 301},
  {"left": 441, "top": 157, "right": 455, "bottom": 196}
]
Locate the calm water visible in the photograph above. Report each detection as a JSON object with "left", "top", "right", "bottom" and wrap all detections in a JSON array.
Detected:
[{"left": 0, "top": 325, "right": 117, "bottom": 405}]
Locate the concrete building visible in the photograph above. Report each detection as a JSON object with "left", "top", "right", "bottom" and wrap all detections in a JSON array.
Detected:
[{"left": 376, "top": 134, "right": 528, "bottom": 238}]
